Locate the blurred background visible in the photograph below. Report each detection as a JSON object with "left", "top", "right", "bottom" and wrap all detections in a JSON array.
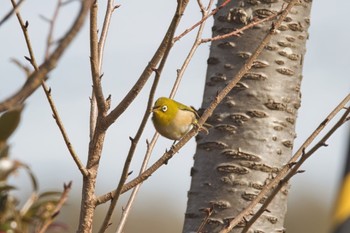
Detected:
[{"left": 0, "top": 0, "right": 349, "bottom": 232}]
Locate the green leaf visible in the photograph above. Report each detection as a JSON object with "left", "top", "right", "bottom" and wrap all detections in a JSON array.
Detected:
[
  {"left": 38, "top": 191, "right": 62, "bottom": 199},
  {"left": 0, "top": 105, "right": 24, "bottom": 142},
  {"left": 0, "top": 184, "right": 17, "bottom": 192},
  {"left": 22, "top": 164, "right": 38, "bottom": 192}
]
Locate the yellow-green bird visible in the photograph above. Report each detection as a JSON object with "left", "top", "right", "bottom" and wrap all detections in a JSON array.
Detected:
[{"left": 152, "top": 97, "right": 202, "bottom": 140}]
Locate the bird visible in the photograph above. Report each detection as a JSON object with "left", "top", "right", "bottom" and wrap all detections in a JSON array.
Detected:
[{"left": 151, "top": 97, "right": 209, "bottom": 140}]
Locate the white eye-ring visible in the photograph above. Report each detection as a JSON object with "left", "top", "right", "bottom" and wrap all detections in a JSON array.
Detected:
[{"left": 162, "top": 105, "right": 168, "bottom": 112}]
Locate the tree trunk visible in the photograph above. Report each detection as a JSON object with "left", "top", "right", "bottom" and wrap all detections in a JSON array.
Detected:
[{"left": 183, "top": 0, "right": 312, "bottom": 232}]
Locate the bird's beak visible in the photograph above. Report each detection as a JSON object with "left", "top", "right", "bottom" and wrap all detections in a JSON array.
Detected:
[{"left": 151, "top": 106, "right": 159, "bottom": 112}]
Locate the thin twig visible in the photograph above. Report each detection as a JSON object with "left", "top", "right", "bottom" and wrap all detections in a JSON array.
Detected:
[
  {"left": 45, "top": 84, "right": 88, "bottom": 176},
  {"left": 89, "top": 1, "right": 101, "bottom": 140},
  {"left": 10, "top": 0, "right": 87, "bottom": 176},
  {"left": 0, "top": 0, "right": 25, "bottom": 27},
  {"left": 201, "top": 11, "right": 280, "bottom": 43},
  {"left": 111, "top": 70, "right": 161, "bottom": 233},
  {"left": 196, "top": 0, "right": 206, "bottom": 13},
  {"left": 196, "top": 207, "right": 213, "bottom": 233},
  {"left": 0, "top": 0, "right": 94, "bottom": 113},
  {"left": 11, "top": 58, "right": 31, "bottom": 76},
  {"left": 170, "top": 0, "right": 214, "bottom": 98},
  {"left": 37, "top": 182, "right": 73, "bottom": 233},
  {"left": 114, "top": 133, "right": 159, "bottom": 233},
  {"left": 89, "top": 2, "right": 106, "bottom": 114},
  {"left": 10, "top": 0, "right": 37, "bottom": 68},
  {"left": 44, "top": 0, "right": 62, "bottom": 59},
  {"left": 90, "top": 0, "right": 119, "bottom": 139},
  {"left": 98, "top": 0, "right": 118, "bottom": 68},
  {"left": 42, "top": 1, "right": 87, "bottom": 176},
  {"left": 173, "top": 0, "right": 231, "bottom": 42}
]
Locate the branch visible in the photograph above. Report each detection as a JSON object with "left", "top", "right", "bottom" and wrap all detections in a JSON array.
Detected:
[
  {"left": 47, "top": 86, "right": 87, "bottom": 176},
  {"left": 10, "top": 0, "right": 38, "bottom": 68},
  {"left": 89, "top": 2, "right": 107, "bottom": 114},
  {"left": 37, "top": 182, "right": 73, "bottom": 233},
  {"left": 196, "top": 207, "right": 214, "bottom": 233},
  {"left": 11, "top": 0, "right": 87, "bottom": 176},
  {"left": 114, "top": 133, "right": 159, "bottom": 233},
  {"left": 0, "top": 0, "right": 25, "bottom": 27},
  {"left": 0, "top": 0, "right": 94, "bottom": 113},
  {"left": 77, "top": 1, "right": 120, "bottom": 232},
  {"left": 98, "top": 0, "right": 119, "bottom": 66},
  {"left": 173, "top": 0, "right": 231, "bottom": 42},
  {"left": 170, "top": 0, "right": 214, "bottom": 98},
  {"left": 42, "top": 1, "right": 87, "bottom": 175},
  {"left": 43, "top": 0, "right": 62, "bottom": 59},
  {"left": 89, "top": 0, "right": 119, "bottom": 139},
  {"left": 200, "top": 11, "right": 280, "bottom": 43}
]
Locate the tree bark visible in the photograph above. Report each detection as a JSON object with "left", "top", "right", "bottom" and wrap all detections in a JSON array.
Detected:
[{"left": 183, "top": 0, "right": 312, "bottom": 232}]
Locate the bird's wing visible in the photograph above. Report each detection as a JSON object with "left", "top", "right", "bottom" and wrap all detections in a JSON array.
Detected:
[{"left": 176, "top": 101, "right": 199, "bottom": 118}]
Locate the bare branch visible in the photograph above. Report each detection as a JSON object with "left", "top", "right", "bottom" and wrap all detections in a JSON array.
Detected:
[
  {"left": 37, "top": 182, "right": 73, "bottom": 233},
  {"left": 45, "top": 84, "right": 88, "bottom": 176},
  {"left": 90, "top": 2, "right": 106, "bottom": 114},
  {"left": 43, "top": 0, "right": 62, "bottom": 59},
  {"left": 42, "top": 1, "right": 87, "bottom": 175},
  {"left": 90, "top": 0, "right": 119, "bottom": 139},
  {"left": 114, "top": 133, "right": 159, "bottom": 233},
  {"left": 11, "top": 0, "right": 87, "bottom": 176},
  {"left": 10, "top": 0, "right": 38, "bottom": 68},
  {"left": 0, "top": 0, "right": 25, "bottom": 27},
  {"left": 173, "top": 0, "right": 231, "bottom": 42},
  {"left": 170, "top": 0, "right": 214, "bottom": 98},
  {"left": 0, "top": 0, "right": 94, "bottom": 113},
  {"left": 196, "top": 207, "right": 214, "bottom": 233},
  {"left": 98, "top": 0, "right": 117, "bottom": 67},
  {"left": 11, "top": 58, "right": 31, "bottom": 76},
  {"left": 200, "top": 11, "right": 280, "bottom": 44},
  {"left": 196, "top": 0, "right": 206, "bottom": 13}
]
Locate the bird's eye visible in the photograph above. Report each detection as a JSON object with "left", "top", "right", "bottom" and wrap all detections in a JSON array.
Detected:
[{"left": 162, "top": 105, "right": 168, "bottom": 112}]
